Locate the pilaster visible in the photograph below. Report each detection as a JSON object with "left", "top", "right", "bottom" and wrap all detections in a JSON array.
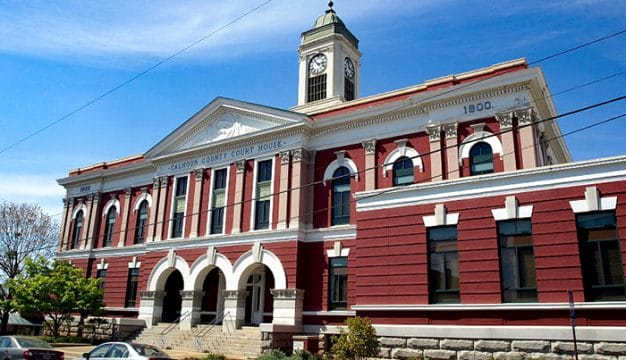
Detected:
[
  {"left": 443, "top": 123, "right": 459, "bottom": 180},
  {"left": 179, "top": 290, "right": 202, "bottom": 330},
  {"left": 84, "top": 193, "right": 101, "bottom": 250},
  {"left": 270, "top": 289, "right": 304, "bottom": 329},
  {"left": 60, "top": 198, "right": 73, "bottom": 251},
  {"left": 289, "top": 149, "right": 313, "bottom": 229},
  {"left": 138, "top": 290, "right": 165, "bottom": 327},
  {"left": 232, "top": 160, "right": 246, "bottom": 234},
  {"left": 117, "top": 188, "right": 132, "bottom": 247},
  {"left": 362, "top": 139, "right": 377, "bottom": 191},
  {"left": 146, "top": 178, "right": 160, "bottom": 242},
  {"left": 222, "top": 290, "right": 246, "bottom": 331},
  {"left": 495, "top": 111, "right": 517, "bottom": 172},
  {"left": 277, "top": 151, "right": 290, "bottom": 230},
  {"left": 516, "top": 107, "right": 538, "bottom": 169},
  {"left": 154, "top": 176, "right": 169, "bottom": 241},
  {"left": 190, "top": 169, "right": 204, "bottom": 238},
  {"left": 426, "top": 125, "right": 442, "bottom": 182}
]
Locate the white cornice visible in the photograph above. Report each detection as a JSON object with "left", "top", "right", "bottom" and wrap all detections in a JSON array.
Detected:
[
  {"left": 352, "top": 301, "right": 626, "bottom": 312},
  {"left": 356, "top": 155, "right": 626, "bottom": 212}
]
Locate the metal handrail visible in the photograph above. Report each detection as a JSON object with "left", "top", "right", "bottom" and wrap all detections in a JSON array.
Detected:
[
  {"left": 194, "top": 310, "right": 232, "bottom": 338},
  {"left": 193, "top": 311, "right": 234, "bottom": 352},
  {"left": 158, "top": 310, "right": 191, "bottom": 348}
]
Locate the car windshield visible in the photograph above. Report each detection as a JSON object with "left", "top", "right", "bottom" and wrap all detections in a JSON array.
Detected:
[
  {"left": 15, "top": 338, "right": 52, "bottom": 349},
  {"left": 131, "top": 344, "right": 168, "bottom": 358}
]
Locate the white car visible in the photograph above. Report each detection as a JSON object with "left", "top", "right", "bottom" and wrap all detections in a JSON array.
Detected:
[{"left": 75, "top": 342, "right": 170, "bottom": 360}]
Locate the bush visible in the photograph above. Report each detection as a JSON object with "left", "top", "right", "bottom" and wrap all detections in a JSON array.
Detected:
[
  {"left": 257, "top": 349, "right": 287, "bottom": 360},
  {"left": 331, "top": 316, "right": 380, "bottom": 360}
]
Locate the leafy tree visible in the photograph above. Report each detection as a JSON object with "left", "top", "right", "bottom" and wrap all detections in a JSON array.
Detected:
[
  {"left": 9, "top": 257, "right": 104, "bottom": 338},
  {"left": 0, "top": 201, "right": 58, "bottom": 334},
  {"left": 331, "top": 316, "right": 380, "bottom": 360}
]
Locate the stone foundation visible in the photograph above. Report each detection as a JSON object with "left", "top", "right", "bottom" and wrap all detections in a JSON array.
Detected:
[{"left": 321, "top": 335, "right": 626, "bottom": 359}]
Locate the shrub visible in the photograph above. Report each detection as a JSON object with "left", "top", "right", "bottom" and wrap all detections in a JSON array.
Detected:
[{"left": 331, "top": 316, "right": 380, "bottom": 360}]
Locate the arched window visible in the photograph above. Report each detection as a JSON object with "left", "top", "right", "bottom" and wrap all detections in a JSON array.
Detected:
[
  {"left": 332, "top": 167, "right": 351, "bottom": 226},
  {"left": 134, "top": 200, "right": 148, "bottom": 244},
  {"left": 103, "top": 207, "right": 116, "bottom": 247},
  {"left": 470, "top": 142, "right": 494, "bottom": 175},
  {"left": 393, "top": 156, "right": 414, "bottom": 186},
  {"left": 71, "top": 211, "right": 83, "bottom": 249}
]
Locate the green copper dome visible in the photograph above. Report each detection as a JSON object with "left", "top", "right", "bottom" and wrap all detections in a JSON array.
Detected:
[{"left": 301, "top": 4, "right": 359, "bottom": 48}]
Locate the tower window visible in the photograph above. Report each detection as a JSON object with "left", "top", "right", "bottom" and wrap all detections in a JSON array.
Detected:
[
  {"left": 344, "top": 78, "right": 354, "bottom": 101},
  {"left": 308, "top": 74, "right": 327, "bottom": 102}
]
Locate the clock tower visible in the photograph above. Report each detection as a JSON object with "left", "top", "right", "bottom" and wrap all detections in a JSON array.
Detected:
[{"left": 294, "top": 1, "right": 361, "bottom": 111}]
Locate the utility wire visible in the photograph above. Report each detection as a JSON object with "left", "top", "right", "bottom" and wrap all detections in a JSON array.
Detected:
[{"left": 0, "top": 0, "right": 274, "bottom": 157}]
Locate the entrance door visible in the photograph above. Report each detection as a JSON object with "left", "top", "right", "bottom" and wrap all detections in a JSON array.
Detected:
[
  {"left": 244, "top": 269, "right": 265, "bottom": 325},
  {"left": 161, "top": 270, "right": 183, "bottom": 322}
]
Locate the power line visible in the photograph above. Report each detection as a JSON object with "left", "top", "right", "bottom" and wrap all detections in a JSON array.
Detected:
[
  {"left": 0, "top": 0, "right": 274, "bottom": 157},
  {"left": 529, "top": 28, "right": 626, "bottom": 65}
]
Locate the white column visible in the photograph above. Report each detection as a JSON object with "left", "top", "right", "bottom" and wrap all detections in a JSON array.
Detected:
[
  {"left": 154, "top": 176, "right": 169, "bottom": 241},
  {"left": 189, "top": 169, "right": 204, "bottom": 238},
  {"left": 60, "top": 198, "right": 73, "bottom": 251},
  {"left": 277, "top": 151, "right": 290, "bottom": 230},
  {"left": 496, "top": 111, "right": 517, "bottom": 172},
  {"left": 117, "top": 188, "right": 132, "bottom": 247},
  {"left": 222, "top": 290, "right": 246, "bottom": 331},
  {"left": 362, "top": 140, "right": 376, "bottom": 191},
  {"left": 146, "top": 178, "right": 160, "bottom": 242},
  {"left": 138, "top": 290, "right": 165, "bottom": 327},
  {"left": 443, "top": 123, "right": 459, "bottom": 180},
  {"left": 179, "top": 290, "right": 201, "bottom": 331},
  {"left": 84, "top": 193, "right": 101, "bottom": 250},
  {"left": 231, "top": 160, "right": 246, "bottom": 234},
  {"left": 516, "top": 107, "right": 538, "bottom": 169},
  {"left": 426, "top": 125, "right": 442, "bottom": 182},
  {"left": 270, "top": 289, "right": 304, "bottom": 329}
]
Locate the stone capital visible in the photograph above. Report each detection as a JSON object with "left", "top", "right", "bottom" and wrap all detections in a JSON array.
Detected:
[
  {"left": 235, "top": 159, "right": 246, "bottom": 173},
  {"left": 425, "top": 125, "right": 441, "bottom": 142},
  {"left": 280, "top": 150, "right": 291, "bottom": 165},
  {"left": 159, "top": 176, "right": 169, "bottom": 187},
  {"left": 124, "top": 187, "right": 132, "bottom": 197},
  {"left": 362, "top": 139, "right": 377, "bottom": 154},
  {"left": 496, "top": 111, "right": 514, "bottom": 129},
  {"left": 193, "top": 168, "right": 204, "bottom": 181},
  {"left": 442, "top": 123, "right": 458, "bottom": 139},
  {"left": 515, "top": 107, "right": 537, "bottom": 125}
]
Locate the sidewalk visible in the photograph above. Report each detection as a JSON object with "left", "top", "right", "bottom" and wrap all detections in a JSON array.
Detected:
[{"left": 53, "top": 344, "right": 210, "bottom": 360}]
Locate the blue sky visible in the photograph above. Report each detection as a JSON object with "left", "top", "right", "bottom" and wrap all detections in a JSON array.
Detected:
[{"left": 0, "top": 0, "right": 624, "bottom": 218}]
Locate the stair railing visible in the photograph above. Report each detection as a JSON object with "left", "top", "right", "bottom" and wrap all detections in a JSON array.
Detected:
[
  {"left": 193, "top": 311, "right": 234, "bottom": 352},
  {"left": 158, "top": 310, "right": 191, "bottom": 348}
]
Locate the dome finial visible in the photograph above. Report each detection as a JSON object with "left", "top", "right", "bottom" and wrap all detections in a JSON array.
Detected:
[{"left": 327, "top": 1, "right": 335, "bottom": 13}]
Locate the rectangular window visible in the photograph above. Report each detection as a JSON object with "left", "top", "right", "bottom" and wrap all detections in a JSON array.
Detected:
[
  {"left": 211, "top": 169, "right": 227, "bottom": 234},
  {"left": 428, "top": 226, "right": 460, "bottom": 303},
  {"left": 344, "top": 78, "right": 354, "bottom": 101},
  {"left": 125, "top": 268, "right": 140, "bottom": 307},
  {"left": 308, "top": 74, "right": 327, "bottom": 102},
  {"left": 254, "top": 160, "right": 272, "bottom": 230},
  {"left": 576, "top": 212, "right": 625, "bottom": 301},
  {"left": 171, "top": 177, "right": 188, "bottom": 238},
  {"left": 329, "top": 257, "right": 348, "bottom": 310},
  {"left": 96, "top": 269, "right": 107, "bottom": 302},
  {"left": 498, "top": 219, "right": 537, "bottom": 302}
]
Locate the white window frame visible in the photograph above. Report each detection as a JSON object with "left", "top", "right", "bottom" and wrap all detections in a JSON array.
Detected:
[
  {"left": 207, "top": 166, "right": 230, "bottom": 236},
  {"left": 169, "top": 174, "right": 190, "bottom": 239},
  {"left": 250, "top": 156, "right": 275, "bottom": 231}
]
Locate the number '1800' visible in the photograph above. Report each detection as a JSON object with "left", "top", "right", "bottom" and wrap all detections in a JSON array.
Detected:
[{"left": 463, "top": 101, "right": 492, "bottom": 114}]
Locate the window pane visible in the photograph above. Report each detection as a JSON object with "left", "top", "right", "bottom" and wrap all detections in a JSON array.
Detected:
[
  {"left": 329, "top": 257, "right": 348, "bottom": 310},
  {"left": 428, "top": 226, "right": 459, "bottom": 303},
  {"left": 332, "top": 167, "right": 351, "bottom": 225},
  {"left": 470, "top": 142, "right": 494, "bottom": 175},
  {"left": 498, "top": 219, "right": 537, "bottom": 302}
]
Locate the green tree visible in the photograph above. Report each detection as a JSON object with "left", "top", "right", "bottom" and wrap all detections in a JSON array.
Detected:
[
  {"left": 0, "top": 201, "right": 58, "bottom": 334},
  {"left": 9, "top": 257, "right": 104, "bottom": 338},
  {"left": 331, "top": 316, "right": 380, "bottom": 360}
]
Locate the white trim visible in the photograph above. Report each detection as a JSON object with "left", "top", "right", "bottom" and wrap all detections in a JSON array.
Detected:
[
  {"left": 382, "top": 146, "right": 423, "bottom": 177},
  {"left": 133, "top": 193, "right": 153, "bottom": 211},
  {"left": 96, "top": 258, "right": 108, "bottom": 270},
  {"left": 128, "top": 256, "right": 141, "bottom": 269},
  {"left": 147, "top": 254, "right": 192, "bottom": 291},
  {"left": 302, "top": 225, "right": 357, "bottom": 242},
  {"left": 458, "top": 131, "right": 503, "bottom": 164},
  {"left": 302, "top": 324, "right": 626, "bottom": 342},
  {"left": 302, "top": 310, "right": 356, "bottom": 316},
  {"left": 231, "top": 248, "right": 287, "bottom": 290},
  {"left": 189, "top": 251, "right": 234, "bottom": 290},
  {"left": 491, "top": 196, "right": 533, "bottom": 220},
  {"left": 102, "top": 199, "right": 120, "bottom": 217},
  {"left": 569, "top": 186, "right": 618, "bottom": 213},
  {"left": 71, "top": 203, "right": 87, "bottom": 219},
  {"left": 206, "top": 166, "right": 230, "bottom": 236},
  {"left": 327, "top": 241, "right": 350, "bottom": 257},
  {"left": 423, "top": 204, "right": 459, "bottom": 227},
  {"left": 352, "top": 301, "right": 626, "bottom": 311},
  {"left": 356, "top": 155, "right": 626, "bottom": 212},
  {"left": 323, "top": 155, "right": 359, "bottom": 184},
  {"left": 250, "top": 157, "right": 275, "bottom": 231},
  {"left": 169, "top": 174, "right": 190, "bottom": 239}
]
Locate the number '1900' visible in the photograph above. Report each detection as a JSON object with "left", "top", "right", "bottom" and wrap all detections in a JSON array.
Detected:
[{"left": 463, "top": 101, "right": 492, "bottom": 114}]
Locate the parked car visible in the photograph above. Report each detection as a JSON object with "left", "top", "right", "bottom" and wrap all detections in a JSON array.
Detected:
[
  {"left": 0, "top": 336, "right": 63, "bottom": 360},
  {"left": 75, "top": 342, "right": 170, "bottom": 360}
]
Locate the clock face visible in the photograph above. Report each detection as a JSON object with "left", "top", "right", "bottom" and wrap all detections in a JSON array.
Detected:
[
  {"left": 344, "top": 57, "right": 355, "bottom": 79},
  {"left": 309, "top": 54, "right": 327, "bottom": 75}
]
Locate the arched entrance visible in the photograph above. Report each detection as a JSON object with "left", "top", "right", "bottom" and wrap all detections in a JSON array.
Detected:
[
  {"left": 243, "top": 264, "right": 274, "bottom": 326},
  {"left": 161, "top": 270, "right": 183, "bottom": 322},
  {"left": 200, "top": 267, "right": 226, "bottom": 323}
]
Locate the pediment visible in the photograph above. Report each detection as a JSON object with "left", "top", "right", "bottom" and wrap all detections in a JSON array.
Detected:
[{"left": 145, "top": 97, "right": 310, "bottom": 159}]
